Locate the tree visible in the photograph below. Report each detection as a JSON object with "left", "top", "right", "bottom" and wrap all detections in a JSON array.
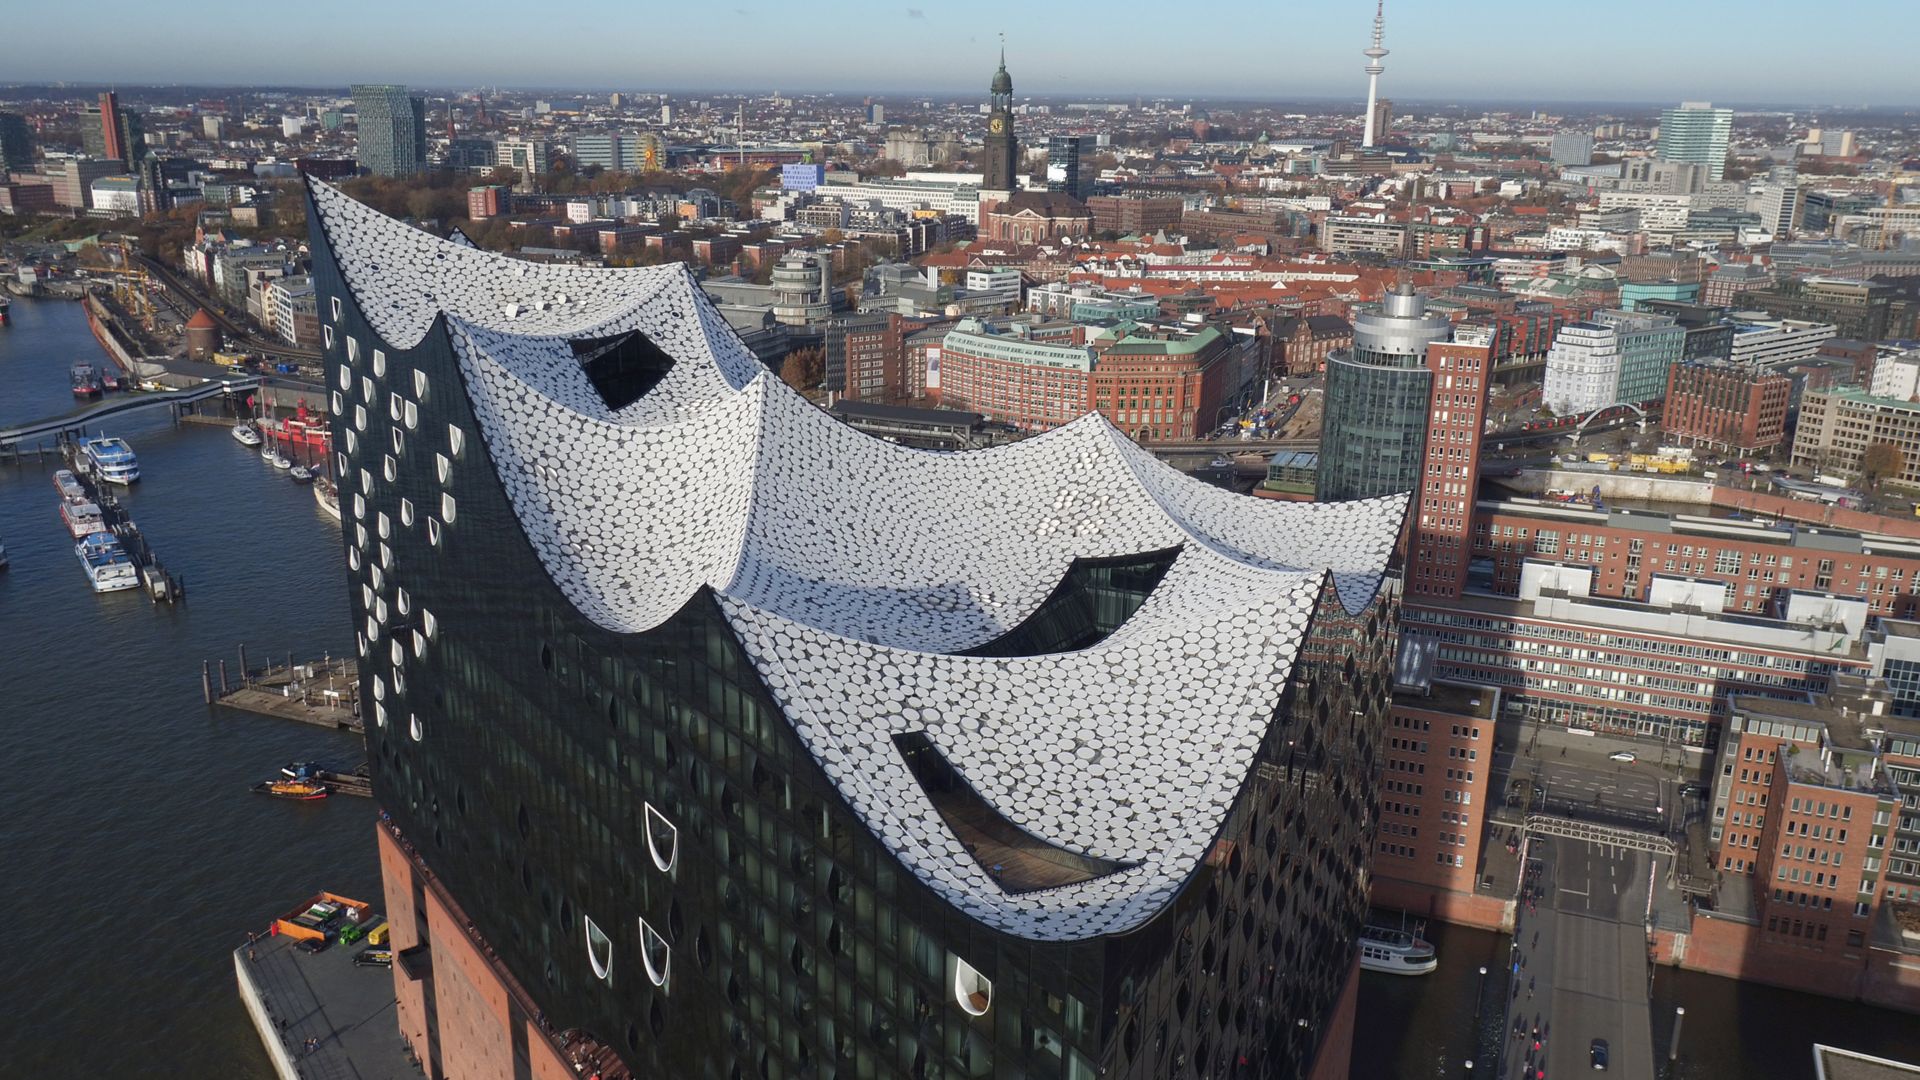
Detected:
[
  {"left": 1861, "top": 443, "right": 1906, "bottom": 490},
  {"left": 780, "top": 346, "right": 824, "bottom": 393}
]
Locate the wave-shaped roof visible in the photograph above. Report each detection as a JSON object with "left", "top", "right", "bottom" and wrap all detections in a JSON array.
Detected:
[{"left": 311, "top": 179, "right": 1407, "bottom": 940}]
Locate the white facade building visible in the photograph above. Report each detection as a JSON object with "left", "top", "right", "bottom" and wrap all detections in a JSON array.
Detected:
[
  {"left": 1542, "top": 322, "right": 1622, "bottom": 415},
  {"left": 1870, "top": 350, "right": 1920, "bottom": 402},
  {"left": 1727, "top": 318, "right": 1838, "bottom": 369}
]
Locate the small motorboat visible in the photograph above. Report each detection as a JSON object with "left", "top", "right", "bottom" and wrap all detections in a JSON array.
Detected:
[
  {"left": 232, "top": 424, "right": 263, "bottom": 447},
  {"left": 289, "top": 465, "right": 314, "bottom": 484},
  {"left": 252, "top": 778, "right": 329, "bottom": 800},
  {"left": 259, "top": 444, "right": 276, "bottom": 463},
  {"left": 100, "top": 370, "right": 123, "bottom": 392},
  {"left": 270, "top": 451, "right": 292, "bottom": 470}
]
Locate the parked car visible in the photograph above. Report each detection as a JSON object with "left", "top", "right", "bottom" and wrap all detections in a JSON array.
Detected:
[{"left": 1608, "top": 751, "right": 1637, "bottom": 763}]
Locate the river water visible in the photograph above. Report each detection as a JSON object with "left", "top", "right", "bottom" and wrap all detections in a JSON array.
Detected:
[
  {"left": 5, "top": 296, "right": 1920, "bottom": 1075},
  {"left": 0, "top": 297, "right": 375, "bottom": 1077}
]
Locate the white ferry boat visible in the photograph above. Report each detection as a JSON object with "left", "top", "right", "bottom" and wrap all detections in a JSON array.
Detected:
[
  {"left": 1358, "top": 925, "right": 1438, "bottom": 975},
  {"left": 60, "top": 499, "right": 106, "bottom": 539},
  {"left": 75, "top": 532, "right": 139, "bottom": 593},
  {"left": 81, "top": 437, "right": 140, "bottom": 485}
]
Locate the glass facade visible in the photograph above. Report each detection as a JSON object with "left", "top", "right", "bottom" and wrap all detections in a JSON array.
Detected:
[
  {"left": 1316, "top": 353, "right": 1431, "bottom": 504},
  {"left": 312, "top": 193, "right": 1398, "bottom": 1079}
]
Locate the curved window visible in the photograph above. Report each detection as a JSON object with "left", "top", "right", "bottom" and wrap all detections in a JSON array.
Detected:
[
  {"left": 354, "top": 523, "right": 368, "bottom": 550},
  {"left": 447, "top": 425, "right": 465, "bottom": 457},
  {"left": 357, "top": 633, "right": 367, "bottom": 659},
  {"left": 360, "top": 375, "right": 376, "bottom": 403},
  {"left": 584, "top": 915, "right": 614, "bottom": 981},
  {"left": 352, "top": 494, "right": 366, "bottom": 520},
  {"left": 383, "top": 455, "right": 397, "bottom": 483},
  {"left": 396, "top": 588, "right": 410, "bottom": 615},
  {"left": 412, "top": 630, "right": 427, "bottom": 659},
  {"left": 344, "top": 430, "right": 357, "bottom": 455},
  {"left": 347, "top": 547, "right": 361, "bottom": 571},
  {"left": 436, "top": 454, "right": 452, "bottom": 484},
  {"left": 331, "top": 390, "right": 343, "bottom": 416},
  {"left": 346, "top": 337, "right": 360, "bottom": 364},
  {"left": 954, "top": 957, "right": 992, "bottom": 1016},
  {"left": 359, "top": 468, "right": 372, "bottom": 493},
  {"left": 353, "top": 404, "right": 367, "bottom": 432},
  {"left": 427, "top": 519, "right": 442, "bottom": 547},
  {"left": 336, "top": 452, "right": 348, "bottom": 476},
  {"left": 403, "top": 400, "right": 418, "bottom": 430},
  {"left": 639, "top": 918, "right": 670, "bottom": 989},
  {"left": 408, "top": 713, "right": 423, "bottom": 742},
  {"left": 390, "top": 639, "right": 404, "bottom": 667},
  {"left": 441, "top": 493, "right": 456, "bottom": 523},
  {"left": 390, "top": 425, "right": 404, "bottom": 454},
  {"left": 400, "top": 498, "right": 415, "bottom": 526},
  {"left": 377, "top": 512, "right": 391, "bottom": 539},
  {"left": 644, "top": 803, "right": 679, "bottom": 872},
  {"left": 374, "top": 597, "right": 388, "bottom": 624},
  {"left": 379, "top": 543, "right": 392, "bottom": 570},
  {"left": 372, "top": 675, "right": 386, "bottom": 701},
  {"left": 388, "top": 393, "right": 402, "bottom": 422},
  {"left": 372, "top": 349, "right": 386, "bottom": 378},
  {"left": 413, "top": 370, "right": 429, "bottom": 398},
  {"left": 374, "top": 701, "right": 386, "bottom": 727},
  {"left": 337, "top": 363, "right": 352, "bottom": 390},
  {"left": 421, "top": 609, "right": 437, "bottom": 639}
]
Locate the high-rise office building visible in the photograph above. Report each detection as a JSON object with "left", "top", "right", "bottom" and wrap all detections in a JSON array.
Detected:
[
  {"left": 1045, "top": 135, "right": 1084, "bottom": 199},
  {"left": 307, "top": 179, "right": 1406, "bottom": 1080},
  {"left": 352, "top": 84, "right": 427, "bottom": 178},
  {"left": 982, "top": 54, "right": 1018, "bottom": 195},
  {"left": 83, "top": 92, "right": 145, "bottom": 164},
  {"left": 0, "top": 111, "right": 33, "bottom": 174},
  {"left": 1549, "top": 130, "right": 1594, "bottom": 166},
  {"left": 1656, "top": 102, "right": 1733, "bottom": 182},
  {"left": 1316, "top": 285, "right": 1453, "bottom": 503},
  {"left": 1541, "top": 310, "right": 1684, "bottom": 415}
]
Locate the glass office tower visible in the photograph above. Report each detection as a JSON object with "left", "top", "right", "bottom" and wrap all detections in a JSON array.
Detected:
[
  {"left": 308, "top": 180, "right": 1406, "bottom": 1080},
  {"left": 351, "top": 84, "right": 426, "bottom": 178},
  {"left": 1315, "top": 285, "right": 1452, "bottom": 503}
]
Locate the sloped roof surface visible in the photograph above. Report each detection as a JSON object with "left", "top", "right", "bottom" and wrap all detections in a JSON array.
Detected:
[{"left": 312, "top": 180, "right": 1405, "bottom": 939}]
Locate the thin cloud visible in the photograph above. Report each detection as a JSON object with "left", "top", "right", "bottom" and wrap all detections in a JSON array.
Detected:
[{"left": 906, "top": 7, "right": 925, "bottom": 17}]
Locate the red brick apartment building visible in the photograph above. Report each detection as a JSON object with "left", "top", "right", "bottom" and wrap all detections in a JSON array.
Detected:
[
  {"left": 1371, "top": 682, "right": 1505, "bottom": 928},
  {"left": 1675, "top": 686, "right": 1920, "bottom": 1010}
]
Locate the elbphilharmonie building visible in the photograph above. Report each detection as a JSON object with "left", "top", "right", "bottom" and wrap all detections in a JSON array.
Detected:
[{"left": 308, "top": 179, "right": 1406, "bottom": 1080}]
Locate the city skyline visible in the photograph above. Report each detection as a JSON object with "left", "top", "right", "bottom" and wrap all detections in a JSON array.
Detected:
[{"left": 7, "top": 0, "right": 1919, "bottom": 106}]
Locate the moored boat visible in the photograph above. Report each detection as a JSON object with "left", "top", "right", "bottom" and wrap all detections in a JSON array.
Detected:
[
  {"left": 289, "top": 465, "right": 313, "bottom": 484},
  {"left": 100, "top": 369, "right": 122, "bottom": 392},
  {"left": 252, "top": 778, "right": 330, "bottom": 800},
  {"left": 232, "top": 423, "right": 263, "bottom": 447},
  {"left": 1358, "top": 925, "right": 1437, "bottom": 975},
  {"left": 313, "top": 477, "right": 342, "bottom": 522},
  {"left": 70, "top": 363, "right": 101, "bottom": 398},
  {"left": 81, "top": 437, "right": 139, "bottom": 485},
  {"left": 270, "top": 450, "right": 292, "bottom": 470},
  {"left": 74, "top": 532, "right": 139, "bottom": 593},
  {"left": 59, "top": 499, "right": 106, "bottom": 538},
  {"left": 53, "top": 469, "right": 86, "bottom": 502}
]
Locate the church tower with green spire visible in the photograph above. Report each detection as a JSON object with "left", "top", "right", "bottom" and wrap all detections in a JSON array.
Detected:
[{"left": 982, "top": 51, "right": 1017, "bottom": 195}]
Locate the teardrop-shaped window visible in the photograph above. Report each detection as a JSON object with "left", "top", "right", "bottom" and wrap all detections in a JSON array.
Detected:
[
  {"left": 408, "top": 713, "right": 423, "bottom": 742},
  {"left": 644, "top": 803, "right": 679, "bottom": 873},
  {"left": 584, "top": 915, "right": 613, "bottom": 981},
  {"left": 639, "top": 918, "right": 670, "bottom": 990}
]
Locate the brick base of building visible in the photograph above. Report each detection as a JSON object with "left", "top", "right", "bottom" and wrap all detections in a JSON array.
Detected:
[
  {"left": 1657, "top": 913, "right": 1920, "bottom": 1014},
  {"left": 1370, "top": 875, "right": 1515, "bottom": 933},
  {"left": 1307, "top": 957, "right": 1361, "bottom": 1080},
  {"left": 378, "top": 824, "right": 592, "bottom": 1080}
]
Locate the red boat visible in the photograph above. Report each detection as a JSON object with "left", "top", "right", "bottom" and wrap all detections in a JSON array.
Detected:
[{"left": 70, "top": 363, "right": 102, "bottom": 398}]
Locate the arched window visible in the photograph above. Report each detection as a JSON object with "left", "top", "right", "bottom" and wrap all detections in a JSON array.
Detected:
[{"left": 953, "top": 956, "right": 991, "bottom": 1016}]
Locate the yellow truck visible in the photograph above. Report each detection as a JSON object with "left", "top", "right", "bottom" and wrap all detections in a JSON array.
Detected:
[{"left": 211, "top": 351, "right": 250, "bottom": 367}]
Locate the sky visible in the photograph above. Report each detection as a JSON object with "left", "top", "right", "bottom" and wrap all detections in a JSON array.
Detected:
[{"left": 8, "top": 0, "right": 1918, "bottom": 107}]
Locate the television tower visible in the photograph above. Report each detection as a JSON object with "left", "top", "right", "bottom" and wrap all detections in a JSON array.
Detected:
[{"left": 1361, "top": 0, "right": 1389, "bottom": 148}]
